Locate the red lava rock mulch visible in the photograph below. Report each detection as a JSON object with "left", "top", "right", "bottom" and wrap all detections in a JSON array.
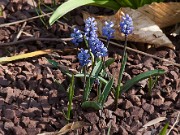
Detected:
[{"left": 0, "top": 1, "right": 180, "bottom": 135}]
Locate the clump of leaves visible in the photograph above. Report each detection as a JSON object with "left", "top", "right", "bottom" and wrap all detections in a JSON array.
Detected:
[{"left": 49, "top": 15, "right": 165, "bottom": 110}]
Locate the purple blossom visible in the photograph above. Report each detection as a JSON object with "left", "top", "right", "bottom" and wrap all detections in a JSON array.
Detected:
[
  {"left": 120, "top": 14, "right": 133, "bottom": 36},
  {"left": 71, "top": 28, "right": 83, "bottom": 46},
  {"left": 102, "top": 21, "right": 115, "bottom": 40},
  {"left": 78, "top": 48, "right": 91, "bottom": 66}
]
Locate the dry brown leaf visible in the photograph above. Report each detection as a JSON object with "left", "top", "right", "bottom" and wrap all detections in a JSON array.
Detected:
[
  {"left": 82, "top": 2, "right": 180, "bottom": 49},
  {"left": 138, "top": 2, "right": 180, "bottom": 28},
  {"left": 0, "top": 49, "right": 54, "bottom": 64},
  {"left": 143, "top": 117, "right": 166, "bottom": 128},
  {"left": 57, "top": 121, "right": 91, "bottom": 135}
]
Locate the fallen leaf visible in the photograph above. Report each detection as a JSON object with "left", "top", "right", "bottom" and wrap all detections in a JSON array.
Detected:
[
  {"left": 58, "top": 121, "right": 91, "bottom": 135},
  {"left": 37, "top": 132, "right": 58, "bottom": 135},
  {"left": 82, "top": 2, "right": 180, "bottom": 49},
  {"left": 138, "top": 2, "right": 180, "bottom": 28},
  {"left": 143, "top": 117, "right": 166, "bottom": 128},
  {"left": 0, "top": 49, "right": 54, "bottom": 64}
]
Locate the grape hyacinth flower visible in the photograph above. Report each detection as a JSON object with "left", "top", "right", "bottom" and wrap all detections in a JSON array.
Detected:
[
  {"left": 90, "top": 40, "right": 108, "bottom": 58},
  {"left": 120, "top": 14, "right": 133, "bottom": 36},
  {"left": 78, "top": 48, "right": 91, "bottom": 67},
  {"left": 102, "top": 21, "right": 115, "bottom": 41},
  {"left": 84, "top": 17, "right": 98, "bottom": 43},
  {"left": 115, "top": 14, "right": 133, "bottom": 108},
  {"left": 71, "top": 28, "right": 83, "bottom": 46}
]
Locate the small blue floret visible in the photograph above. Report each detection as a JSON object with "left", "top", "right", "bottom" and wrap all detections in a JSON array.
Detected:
[
  {"left": 78, "top": 48, "right": 91, "bottom": 67},
  {"left": 71, "top": 28, "right": 83, "bottom": 46}
]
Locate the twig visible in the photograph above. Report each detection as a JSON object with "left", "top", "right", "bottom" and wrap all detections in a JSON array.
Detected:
[
  {"left": 13, "top": 22, "right": 27, "bottom": 41},
  {"left": 167, "top": 112, "right": 180, "bottom": 135},
  {"left": 0, "top": 37, "right": 72, "bottom": 47},
  {"left": 0, "top": 11, "right": 73, "bottom": 29},
  {"left": 0, "top": 12, "right": 53, "bottom": 28},
  {"left": 100, "top": 38, "right": 180, "bottom": 68},
  {"left": 22, "top": 31, "right": 33, "bottom": 37}
]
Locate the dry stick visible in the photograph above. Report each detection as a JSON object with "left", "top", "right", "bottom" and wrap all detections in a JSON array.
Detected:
[
  {"left": 12, "top": 22, "right": 27, "bottom": 55},
  {"left": 0, "top": 11, "right": 71, "bottom": 28},
  {"left": 167, "top": 112, "right": 180, "bottom": 135},
  {"left": 100, "top": 38, "right": 180, "bottom": 68},
  {"left": 13, "top": 22, "right": 27, "bottom": 42},
  {"left": 22, "top": 31, "right": 34, "bottom": 37},
  {"left": 0, "top": 37, "right": 72, "bottom": 47},
  {"left": 0, "top": 12, "right": 53, "bottom": 28}
]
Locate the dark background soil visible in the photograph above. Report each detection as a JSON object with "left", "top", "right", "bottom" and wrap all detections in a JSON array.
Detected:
[{"left": 0, "top": 0, "right": 179, "bottom": 135}]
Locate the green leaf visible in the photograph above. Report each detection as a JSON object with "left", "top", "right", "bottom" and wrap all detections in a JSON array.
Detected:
[
  {"left": 159, "top": 122, "right": 169, "bottom": 135},
  {"left": 48, "top": 59, "right": 72, "bottom": 78},
  {"left": 98, "top": 76, "right": 108, "bottom": 84},
  {"left": 147, "top": 76, "right": 158, "bottom": 95},
  {"left": 105, "top": 58, "right": 115, "bottom": 68},
  {"left": 82, "top": 101, "right": 103, "bottom": 110},
  {"left": 98, "top": 78, "right": 113, "bottom": 105},
  {"left": 116, "top": 0, "right": 165, "bottom": 9},
  {"left": 47, "top": 59, "right": 59, "bottom": 68},
  {"left": 49, "top": 0, "right": 120, "bottom": 25},
  {"left": 83, "top": 77, "right": 96, "bottom": 101},
  {"left": 67, "top": 74, "right": 74, "bottom": 121},
  {"left": 91, "top": 60, "right": 103, "bottom": 77},
  {"left": 75, "top": 73, "right": 88, "bottom": 78},
  {"left": 120, "top": 69, "right": 165, "bottom": 95},
  {"left": 116, "top": 0, "right": 134, "bottom": 8},
  {"left": 75, "top": 73, "right": 108, "bottom": 84}
]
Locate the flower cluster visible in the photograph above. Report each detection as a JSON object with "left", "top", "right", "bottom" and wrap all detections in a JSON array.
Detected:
[
  {"left": 78, "top": 49, "right": 91, "bottom": 67},
  {"left": 120, "top": 14, "right": 133, "bottom": 36},
  {"left": 70, "top": 28, "right": 83, "bottom": 46},
  {"left": 90, "top": 39, "right": 108, "bottom": 57},
  {"left": 84, "top": 17, "right": 98, "bottom": 42},
  {"left": 71, "top": 14, "right": 133, "bottom": 66},
  {"left": 102, "top": 21, "right": 115, "bottom": 40}
]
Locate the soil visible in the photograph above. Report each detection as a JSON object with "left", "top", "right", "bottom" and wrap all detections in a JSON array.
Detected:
[{"left": 0, "top": 0, "right": 179, "bottom": 135}]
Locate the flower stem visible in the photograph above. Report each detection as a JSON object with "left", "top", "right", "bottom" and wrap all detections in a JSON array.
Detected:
[
  {"left": 115, "top": 35, "right": 128, "bottom": 108},
  {"left": 83, "top": 66, "right": 87, "bottom": 90},
  {"left": 106, "top": 39, "right": 110, "bottom": 48}
]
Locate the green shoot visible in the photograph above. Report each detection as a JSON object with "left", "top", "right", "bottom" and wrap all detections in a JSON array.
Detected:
[{"left": 67, "top": 74, "right": 75, "bottom": 121}]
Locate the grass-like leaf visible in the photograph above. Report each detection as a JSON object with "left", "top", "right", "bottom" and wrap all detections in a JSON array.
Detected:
[
  {"left": 159, "top": 122, "right": 169, "bottom": 135},
  {"left": 48, "top": 59, "right": 72, "bottom": 77},
  {"left": 49, "top": 0, "right": 120, "bottom": 25},
  {"left": 98, "top": 78, "right": 113, "bottom": 105},
  {"left": 105, "top": 58, "right": 115, "bottom": 68},
  {"left": 67, "top": 74, "right": 75, "bottom": 121},
  {"left": 120, "top": 69, "right": 165, "bottom": 95},
  {"left": 47, "top": 59, "right": 59, "bottom": 68},
  {"left": 91, "top": 60, "right": 103, "bottom": 77},
  {"left": 81, "top": 101, "right": 103, "bottom": 110}
]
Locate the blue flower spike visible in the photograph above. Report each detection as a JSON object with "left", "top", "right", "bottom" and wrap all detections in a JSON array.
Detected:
[
  {"left": 78, "top": 48, "right": 91, "bottom": 67},
  {"left": 84, "top": 17, "right": 98, "bottom": 41},
  {"left": 120, "top": 14, "right": 133, "bottom": 36},
  {"left": 91, "top": 40, "right": 108, "bottom": 58},
  {"left": 102, "top": 21, "right": 115, "bottom": 40},
  {"left": 71, "top": 28, "right": 83, "bottom": 46}
]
